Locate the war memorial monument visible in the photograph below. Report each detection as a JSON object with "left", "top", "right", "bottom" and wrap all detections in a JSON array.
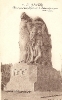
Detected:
[{"left": 4, "top": 12, "right": 62, "bottom": 92}]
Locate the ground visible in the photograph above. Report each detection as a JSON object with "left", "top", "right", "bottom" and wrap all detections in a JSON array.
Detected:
[{"left": 1, "top": 91, "right": 62, "bottom": 100}]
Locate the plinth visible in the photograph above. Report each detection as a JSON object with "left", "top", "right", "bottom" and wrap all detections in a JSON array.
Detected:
[{"left": 4, "top": 62, "right": 37, "bottom": 91}]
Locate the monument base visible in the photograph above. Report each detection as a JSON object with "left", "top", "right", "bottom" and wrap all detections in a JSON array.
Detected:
[{"left": 4, "top": 62, "right": 37, "bottom": 92}]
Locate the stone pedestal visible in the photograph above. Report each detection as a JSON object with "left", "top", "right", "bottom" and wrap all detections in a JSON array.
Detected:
[{"left": 4, "top": 62, "right": 37, "bottom": 91}]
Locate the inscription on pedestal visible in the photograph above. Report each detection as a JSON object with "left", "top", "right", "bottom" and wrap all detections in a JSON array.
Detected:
[{"left": 4, "top": 63, "right": 37, "bottom": 91}]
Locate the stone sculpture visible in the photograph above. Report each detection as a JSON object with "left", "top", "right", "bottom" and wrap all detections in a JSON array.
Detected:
[
  {"left": 4, "top": 12, "right": 52, "bottom": 92},
  {"left": 19, "top": 12, "right": 52, "bottom": 66},
  {"left": 3, "top": 12, "right": 62, "bottom": 92}
]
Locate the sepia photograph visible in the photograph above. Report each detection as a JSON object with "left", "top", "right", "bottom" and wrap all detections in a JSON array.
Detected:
[{"left": 0, "top": 0, "right": 62, "bottom": 100}]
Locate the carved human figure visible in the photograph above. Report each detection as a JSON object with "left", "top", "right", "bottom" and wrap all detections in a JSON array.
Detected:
[
  {"left": 34, "top": 23, "right": 46, "bottom": 62},
  {"left": 29, "top": 26, "right": 36, "bottom": 63},
  {"left": 34, "top": 29, "right": 42, "bottom": 63},
  {"left": 19, "top": 13, "right": 31, "bottom": 63},
  {"left": 29, "top": 27, "right": 42, "bottom": 63},
  {"left": 19, "top": 12, "right": 46, "bottom": 64}
]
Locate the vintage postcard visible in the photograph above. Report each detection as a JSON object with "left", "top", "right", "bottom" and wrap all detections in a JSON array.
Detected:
[{"left": 0, "top": 0, "right": 62, "bottom": 100}]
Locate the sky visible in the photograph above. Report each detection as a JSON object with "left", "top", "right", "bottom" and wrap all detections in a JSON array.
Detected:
[{"left": 0, "top": 0, "right": 62, "bottom": 71}]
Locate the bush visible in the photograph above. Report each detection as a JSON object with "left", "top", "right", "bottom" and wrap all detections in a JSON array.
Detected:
[{"left": 1, "top": 64, "right": 11, "bottom": 90}]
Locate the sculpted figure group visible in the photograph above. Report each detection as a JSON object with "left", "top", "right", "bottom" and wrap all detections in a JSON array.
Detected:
[{"left": 19, "top": 12, "right": 46, "bottom": 64}]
